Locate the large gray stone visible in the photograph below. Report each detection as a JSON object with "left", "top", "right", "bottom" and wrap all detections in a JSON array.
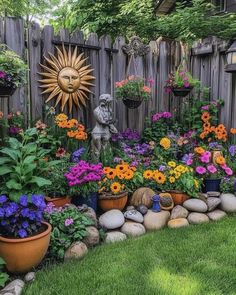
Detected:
[
  {"left": 207, "top": 197, "right": 221, "bottom": 212},
  {"left": 0, "top": 279, "right": 25, "bottom": 295},
  {"left": 170, "top": 205, "right": 189, "bottom": 219},
  {"left": 183, "top": 199, "right": 207, "bottom": 213},
  {"left": 84, "top": 207, "right": 97, "bottom": 227},
  {"left": 105, "top": 231, "right": 127, "bottom": 243},
  {"left": 220, "top": 193, "right": 236, "bottom": 213},
  {"left": 121, "top": 222, "right": 146, "bottom": 237},
  {"left": 207, "top": 191, "right": 220, "bottom": 197},
  {"left": 187, "top": 213, "right": 209, "bottom": 224},
  {"left": 82, "top": 226, "right": 99, "bottom": 247},
  {"left": 137, "top": 204, "right": 148, "bottom": 215},
  {"left": 168, "top": 218, "right": 189, "bottom": 229},
  {"left": 143, "top": 210, "right": 170, "bottom": 231},
  {"left": 207, "top": 210, "right": 227, "bottom": 221},
  {"left": 99, "top": 209, "right": 125, "bottom": 230},
  {"left": 64, "top": 242, "right": 88, "bottom": 260},
  {"left": 124, "top": 210, "right": 144, "bottom": 223}
]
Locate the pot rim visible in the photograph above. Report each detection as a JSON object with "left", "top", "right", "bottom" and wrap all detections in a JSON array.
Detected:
[
  {"left": 0, "top": 221, "right": 52, "bottom": 243},
  {"left": 99, "top": 191, "right": 128, "bottom": 200},
  {"left": 45, "top": 196, "right": 71, "bottom": 202}
]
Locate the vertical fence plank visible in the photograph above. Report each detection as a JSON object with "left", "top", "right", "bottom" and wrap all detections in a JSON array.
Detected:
[
  {"left": 0, "top": 17, "right": 8, "bottom": 117},
  {"left": 28, "top": 22, "right": 42, "bottom": 122},
  {"left": 5, "top": 17, "right": 26, "bottom": 114}
]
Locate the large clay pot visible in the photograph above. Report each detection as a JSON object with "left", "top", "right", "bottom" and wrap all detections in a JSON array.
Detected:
[
  {"left": 0, "top": 222, "right": 52, "bottom": 273},
  {"left": 130, "top": 187, "right": 156, "bottom": 208},
  {"left": 45, "top": 196, "right": 71, "bottom": 208},
  {"left": 98, "top": 192, "right": 128, "bottom": 211},
  {"left": 168, "top": 190, "right": 189, "bottom": 205}
]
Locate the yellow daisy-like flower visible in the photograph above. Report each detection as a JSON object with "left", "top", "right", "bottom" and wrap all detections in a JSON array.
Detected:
[
  {"left": 169, "top": 176, "right": 175, "bottom": 183},
  {"left": 125, "top": 169, "right": 134, "bottom": 180},
  {"left": 175, "top": 165, "right": 185, "bottom": 173},
  {"left": 194, "top": 179, "right": 199, "bottom": 188},
  {"left": 169, "top": 170, "right": 175, "bottom": 175},
  {"left": 117, "top": 173, "right": 125, "bottom": 180},
  {"left": 174, "top": 171, "right": 181, "bottom": 179},
  {"left": 116, "top": 164, "right": 129, "bottom": 174},
  {"left": 55, "top": 113, "right": 68, "bottom": 123},
  {"left": 106, "top": 168, "right": 117, "bottom": 180},
  {"left": 168, "top": 161, "right": 176, "bottom": 168},
  {"left": 110, "top": 182, "right": 121, "bottom": 194},
  {"left": 143, "top": 170, "right": 153, "bottom": 179},
  {"left": 154, "top": 172, "right": 166, "bottom": 184},
  {"left": 160, "top": 137, "right": 171, "bottom": 150}
]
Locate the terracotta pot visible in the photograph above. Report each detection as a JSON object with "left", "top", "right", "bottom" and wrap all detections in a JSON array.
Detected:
[
  {"left": 98, "top": 192, "right": 128, "bottom": 211},
  {"left": 167, "top": 190, "right": 190, "bottom": 205},
  {"left": 45, "top": 196, "right": 71, "bottom": 208},
  {"left": 0, "top": 222, "right": 52, "bottom": 273}
]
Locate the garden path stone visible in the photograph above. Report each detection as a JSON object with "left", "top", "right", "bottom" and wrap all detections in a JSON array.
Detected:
[
  {"left": 82, "top": 226, "right": 99, "bottom": 247},
  {"left": 137, "top": 204, "right": 148, "bottom": 215},
  {"left": 220, "top": 193, "right": 236, "bottom": 213},
  {"left": 99, "top": 209, "right": 125, "bottom": 229},
  {"left": 207, "top": 210, "right": 227, "bottom": 221},
  {"left": 84, "top": 207, "right": 97, "bottom": 227},
  {"left": 105, "top": 231, "right": 127, "bottom": 243},
  {"left": 207, "top": 197, "right": 221, "bottom": 212},
  {"left": 168, "top": 218, "right": 189, "bottom": 229},
  {"left": 124, "top": 210, "right": 144, "bottom": 223},
  {"left": 64, "top": 241, "right": 88, "bottom": 260},
  {"left": 143, "top": 210, "right": 170, "bottom": 230},
  {"left": 121, "top": 222, "right": 146, "bottom": 237},
  {"left": 183, "top": 199, "right": 207, "bottom": 213},
  {"left": 0, "top": 279, "right": 25, "bottom": 295},
  {"left": 24, "top": 272, "right": 35, "bottom": 282},
  {"left": 170, "top": 205, "right": 189, "bottom": 219},
  {"left": 187, "top": 213, "right": 209, "bottom": 224}
]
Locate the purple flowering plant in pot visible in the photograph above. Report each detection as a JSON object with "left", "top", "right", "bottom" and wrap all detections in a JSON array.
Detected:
[
  {"left": 44, "top": 204, "right": 94, "bottom": 260},
  {"left": 0, "top": 194, "right": 52, "bottom": 273},
  {"left": 64, "top": 160, "right": 104, "bottom": 210}
]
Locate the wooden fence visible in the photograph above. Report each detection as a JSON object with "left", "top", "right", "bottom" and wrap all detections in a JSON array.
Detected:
[{"left": 0, "top": 17, "right": 235, "bottom": 132}]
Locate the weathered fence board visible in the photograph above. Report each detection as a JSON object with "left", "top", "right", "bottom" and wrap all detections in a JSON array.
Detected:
[{"left": 1, "top": 17, "right": 236, "bottom": 132}]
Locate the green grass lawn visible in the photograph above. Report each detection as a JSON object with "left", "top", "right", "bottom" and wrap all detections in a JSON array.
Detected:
[{"left": 24, "top": 216, "right": 236, "bottom": 295}]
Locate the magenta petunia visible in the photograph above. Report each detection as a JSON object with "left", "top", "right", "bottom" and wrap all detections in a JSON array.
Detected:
[
  {"left": 207, "top": 165, "right": 217, "bottom": 174},
  {"left": 196, "top": 166, "right": 206, "bottom": 174}
]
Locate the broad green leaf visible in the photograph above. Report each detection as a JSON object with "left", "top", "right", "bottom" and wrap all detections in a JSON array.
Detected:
[
  {"left": 23, "top": 143, "right": 37, "bottom": 154},
  {"left": 6, "top": 179, "right": 22, "bottom": 190},
  {"left": 0, "top": 157, "right": 12, "bottom": 165},
  {"left": 23, "top": 155, "right": 36, "bottom": 164},
  {"left": 0, "top": 166, "right": 13, "bottom": 176},
  {"left": 28, "top": 176, "right": 51, "bottom": 187},
  {"left": 23, "top": 163, "right": 37, "bottom": 175},
  {"left": 0, "top": 148, "right": 20, "bottom": 161},
  {"left": 8, "top": 137, "right": 21, "bottom": 149}
]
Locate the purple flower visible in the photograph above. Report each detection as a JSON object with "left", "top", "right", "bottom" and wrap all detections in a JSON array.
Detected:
[
  {"left": 31, "top": 195, "right": 46, "bottom": 210},
  {"left": 22, "top": 221, "right": 29, "bottom": 229},
  {"left": 71, "top": 147, "right": 86, "bottom": 163},
  {"left": 18, "top": 229, "right": 27, "bottom": 238},
  {"left": 0, "top": 71, "right": 6, "bottom": 79},
  {"left": 5, "top": 202, "right": 18, "bottom": 217},
  {"left": 65, "top": 218, "right": 74, "bottom": 227},
  {"left": 8, "top": 126, "right": 21, "bottom": 135},
  {"left": 229, "top": 145, "right": 236, "bottom": 157},
  {"left": 19, "top": 195, "right": 28, "bottom": 207},
  {"left": 207, "top": 164, "right": 217, "bottom": 174},
  {"left": 0, "top": 195, "right": 7, "bottom": 204},
  {"left": 0, "top": 208, "right": 4, "bottom": 217},
  {"left": 196, "top": 166, "right": 206, "bottom": 174},
  {"left": 159, "top": 165, "right": 166, "bottom": 172}
]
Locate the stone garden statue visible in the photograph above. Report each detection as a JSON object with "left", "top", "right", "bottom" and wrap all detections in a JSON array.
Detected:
[{"left": 91, "top": 94, "right": 118, "bottom": 162}]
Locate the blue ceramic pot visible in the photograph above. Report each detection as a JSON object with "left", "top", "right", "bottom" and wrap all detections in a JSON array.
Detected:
[
  {"left": 72, "top": 192, "right": 98, "bottom": 211},
  {"left": 202, "top": 179, "right": 221, "bottom": 193}
]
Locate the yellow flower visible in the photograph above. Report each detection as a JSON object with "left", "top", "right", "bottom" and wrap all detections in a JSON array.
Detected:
[
  {"left": 143, "top": 170, "right": 153, "bottom": 179},
  {"left": 55, "top": 113, "right": 68, "bottom": 123},
  {"left": 106, "top": 168, "right": 117, "bottom": 179},
  {"left": 116, "top": 164, "right": 128, "bottom": 174},
  {"left": 153, "top": 172, "right": 166, "bottom": 184},
  {"left": 169, "top": 170, "right": 175, "bottom": 175},
  {"left": 110, "top": 182, "right": 121, "bottom": 194},
  {"left": 160, "top": 137, "right": 171, "bottom": 150},
  {"left": 125, "top": 169, "right": 134, "bottom": 180},
  {"left": 174, "top": 171, "right": 181, "bottom": 179},
  {"left": 194, "top": 180, "right": 199, "bottom": 188},
  {"left": 169, "top": 176, "right": 175, "bottom": 183},
  {"left": 98, "top": 187, "right": 105, "bottom": 193},
  {"left": 176, "top": 165, "right": 185, "bottom": 173},
  {"left": 168, "top": 161, "right": 176, "bottom": 168}
]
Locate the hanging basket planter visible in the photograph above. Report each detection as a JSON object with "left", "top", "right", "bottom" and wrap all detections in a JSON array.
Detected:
[
  {"left": 122, "top": 97, "right": 143, "bottom": 109},
  {"left": 0, "top": 84, "right": 17, "bottom": 96},
  {"left": 172, "top": 87, "right": 193, "bottom": 97}
]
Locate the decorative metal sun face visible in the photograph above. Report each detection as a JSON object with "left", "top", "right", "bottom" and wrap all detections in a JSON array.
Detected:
[{"left": 39, "top": 44, "right": 95, "bottom": 113}]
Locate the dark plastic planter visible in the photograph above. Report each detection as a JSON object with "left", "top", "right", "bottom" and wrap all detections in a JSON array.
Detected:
[
  {"left": 72, "top": 192, "right": 98, "bottom": 212},
  {"left": 202, "top": 179, "right": 221, "bottom": 193},
  {"left": 172, "top": 87, "right": 193, "bottom": 97},
  {"left": 123, "top": 98, "right": 143, "bottom": 109},
  {"left": 0, "top": 85, "right": 17, "bottom": 96}
]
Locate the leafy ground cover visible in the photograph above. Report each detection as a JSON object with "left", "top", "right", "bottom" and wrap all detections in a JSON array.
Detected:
[{"left": 24, "top": 216, "right": 236, "bottom": 295}]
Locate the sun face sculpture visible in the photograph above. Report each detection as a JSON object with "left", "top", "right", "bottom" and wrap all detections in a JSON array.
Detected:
[{"left": 39, "top": 44, "right": 95, "bottom": 113}]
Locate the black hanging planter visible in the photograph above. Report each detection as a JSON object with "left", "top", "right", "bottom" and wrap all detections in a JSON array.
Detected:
[
  {"left": 0, "top": 84, "right": 17, "bottom": 96},
  {"left": 122, "top": 97, "right": 143, "bottom": 109},
  {"left": 172, "top": 87, "right": 193, "bottom": 97}
]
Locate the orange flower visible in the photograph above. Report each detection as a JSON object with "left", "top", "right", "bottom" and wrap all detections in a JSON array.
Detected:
[
  {"left": 194, "top": 147, "right": 205, "bottom": 154},
  {"left": 106, "top": 168, "right": 117, "bottom": 179},
  {"left": 124, "top": 170, "right": 134, "bottom": 180},
  {"left": 67, "top": 130, "right": 76, "bottom": 138},
  {"left": 230, "top": 128, "right": 236, "bottom": 134},
  {"left": 201, "top": 112, "right": 210, "bottom": 122},
  {"left": 75, "top": 131, "right": 87, "bottom": 140},
  {"left": 203, "top": 122, "right": 211, "bottom": 129},
  {"left": 199, "top": 132, "right": 207, "bottom": 139},
  {"left": 218, "top": 124, "right": 225, "bottom": 131},
  {"left": 210, "top": 126, "right": 216, "bottom": 132},
  {"left": 58, "top": 121, "right": 68, "bottom": 128},
  {"left": 78, "top": 124, "right": 85, "bottom": 131},
  {"left": 142, "top": 86, "right": 151, "bottom": 93},
  {"left": 215, "top": 156, "right": 226, "bottom": 165},
  {"left": 116, "top": 164, "right": 128, "bottom": 173}
]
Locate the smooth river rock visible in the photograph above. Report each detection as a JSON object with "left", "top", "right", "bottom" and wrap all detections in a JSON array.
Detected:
[
  {"left": 187, "top": 213, "right": 209, "bottom": 224},
  {"left": 121, "top": 222, "right": 146, "bottom": 237},
  {"left": 168, "top": 218, "right": 189, "bottom": 229},
  {"left": 124, "top": 210, "right": 144, "bottom": 223},
  {"left": 183, "top": 199, "right": 207, "bottom": 213},
  {"left": 0, "top": 279, "right": 25, "bottom": 295},
  {"left": 84, "top": 207, "right": 97, "bottom": 227},
  {"left": 207, "top": 197, "right": 221, "bottom": 212},
  {"left": 24, "top": 272, "right": 36, "bottom": 282},
  {"left": 220, "top": 193, "right": 236, "bottom": 213},
  {"left": 82, "top": 226, "right": 100, "bottom": 247},
  {"left": 105, "top": 231, "right": 127, "bottom": 243},
  {"left": 99, "top": 209, "right": 125, "bottom": 229},
  {"left": 137, "top": 204, "right": 148, "bottom": 215},
  {"left": 207, "top": 191, "right": 221, "bottom": 197},
  {"left": 207, "top": 210, "right": 227, "bottom": 221},
  {"left": 64, "top": 242, "right": 88, "bottom": 260},
  {"left": 143, "top": 210, "right": 170, "bottom": 230},
  {"left": 170, "top": 205, "right": 189, "bottom": 219}
]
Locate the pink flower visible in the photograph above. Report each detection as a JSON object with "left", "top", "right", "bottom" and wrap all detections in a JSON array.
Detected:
[
  {"left": 225, "top": 167, "right": 233, "bottom": 176},
  {"left": 200, "top": 155, "right": 210, "bottom": 163},
  {"left": 0, "top": 71, "right": 6, "bottom": 78},
  {"left": 56, "top": 147, "right": 66, "bottom": 158},
  {"left": 207, "top": 165, "right": 217, "bottom": 174},
  {"left": 201, "top": 105, "right": 209, "bottom": 110},
  {"left": 65, "top": 218, "right": 74, "bottom": 227},
  {"left": 196, "top": 166, "right": 206, "bottom": 174},
  {"left": 184, "top": 82, "right": 190, "bottom": 88},
  {"left": 148, "top": 78, "right": 154, "bottom": 86}
]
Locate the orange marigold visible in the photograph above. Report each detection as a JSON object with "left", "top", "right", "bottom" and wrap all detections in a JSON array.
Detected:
[
  {"left": 215, "top": 156, "right": 226, "bottom": 165},
  {"left": 194, "top": 147, "right": 205, "bottom": 154},
  {"left": 201, "top": 112, "right": 210, "bottom": 122},
  {"left": 230, "top": 128, "right": 236, "bottom": 134}
]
